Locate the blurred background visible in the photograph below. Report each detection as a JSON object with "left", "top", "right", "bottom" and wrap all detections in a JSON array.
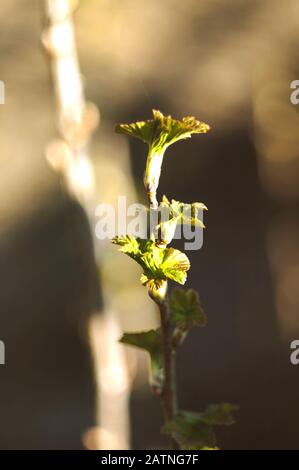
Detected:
[{"left": 0, "top": 0, "right": 299, "bottom": 450}]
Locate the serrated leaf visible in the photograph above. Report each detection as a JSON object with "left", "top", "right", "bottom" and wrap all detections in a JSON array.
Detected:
[
  {"left": 112, "top": 234, "right": 142, "bottom": 257},
  {"left": 112, "top": 236, "right": 190, "bottom": 286},
  {"left": 162, "top": 411, "right": 216, "bottom": 450},
  {"left": 160, "top": 248, "right": 190, "bottom": 284},
  {"left": 115, "top": 118, "right": 156, "bottom": 146},
  {"left": 116, "top": 109, "right": 210, "bottom": 155},
  {"left": 170, "top": 288, "right": 207, "bottom": 330},
  {"left": 199, "top": 404, "right": 239, "bottom": 426},
  {"left": 120, "top": 330, "right": 163, "bottom": 389},
  {"left": 162, "top": 404, "right": 237, "bottom": 450}
]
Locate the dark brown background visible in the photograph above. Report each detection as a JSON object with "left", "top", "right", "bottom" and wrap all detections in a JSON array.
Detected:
[{"left": 0, "top": 0, "right": 299, "bottom": 449}]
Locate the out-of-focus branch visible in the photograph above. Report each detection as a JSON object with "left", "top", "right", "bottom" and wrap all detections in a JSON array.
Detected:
[
  {"left": 42, "top": 0, "right": 131, "bottom": 450},
  {"left": 42, "top": 0, "right": 98, "bottom": 205}
]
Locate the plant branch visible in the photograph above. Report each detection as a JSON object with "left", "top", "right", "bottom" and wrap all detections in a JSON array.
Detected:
[
  {"left": 157, "top": 295, "right": 179, "bottom": 449},
  {"left": 114, "top": 110, "right": 237, "bottom": 449}
]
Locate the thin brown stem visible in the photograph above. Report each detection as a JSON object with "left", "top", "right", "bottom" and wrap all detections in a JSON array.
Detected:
[{"left": 158, "top": 298, "right": 179, "bottom": 449}]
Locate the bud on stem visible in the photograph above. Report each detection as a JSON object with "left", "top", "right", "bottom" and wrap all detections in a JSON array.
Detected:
[
  {"left": 148, "top": 279, "right": 168, "bottom": 304},
  {"left": 144, "top": 149, "right": 165, "bottom": 209}
]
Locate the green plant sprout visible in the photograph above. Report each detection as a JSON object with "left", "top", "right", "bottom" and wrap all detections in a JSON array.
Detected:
[{"left": 113, "top": 110, "right": 237, "bottom": 450}]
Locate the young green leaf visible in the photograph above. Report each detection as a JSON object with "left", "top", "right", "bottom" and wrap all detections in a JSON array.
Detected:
[
  {"left": 198, "top": 403, "right": 239, "bottom": 426},
  {"left": 157, "top": 196, "right": 207, "bottom": 244},
  {"left": 159, "top": 248, "right": 190, "bottom": 284},
  {"left": 162, "top": 404, "right": 237, "bottom": 450},
  {"left": 115, "top": 110, "right": 210, "bottom": 207},
  {"left": 112, "top": 236, "right": 190, "bottom": 287},
  {"left": 115, "top": 110, "right": 210, "bottom": 151},
  {"left": 162, "top": 411, "right": 216, "bottom": 450},
  {"left": 170, "top": 288, "right": 207, "bottom": 331},
  {"left": 120, "top": 329, "right": 163, "bottom": 390}
]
